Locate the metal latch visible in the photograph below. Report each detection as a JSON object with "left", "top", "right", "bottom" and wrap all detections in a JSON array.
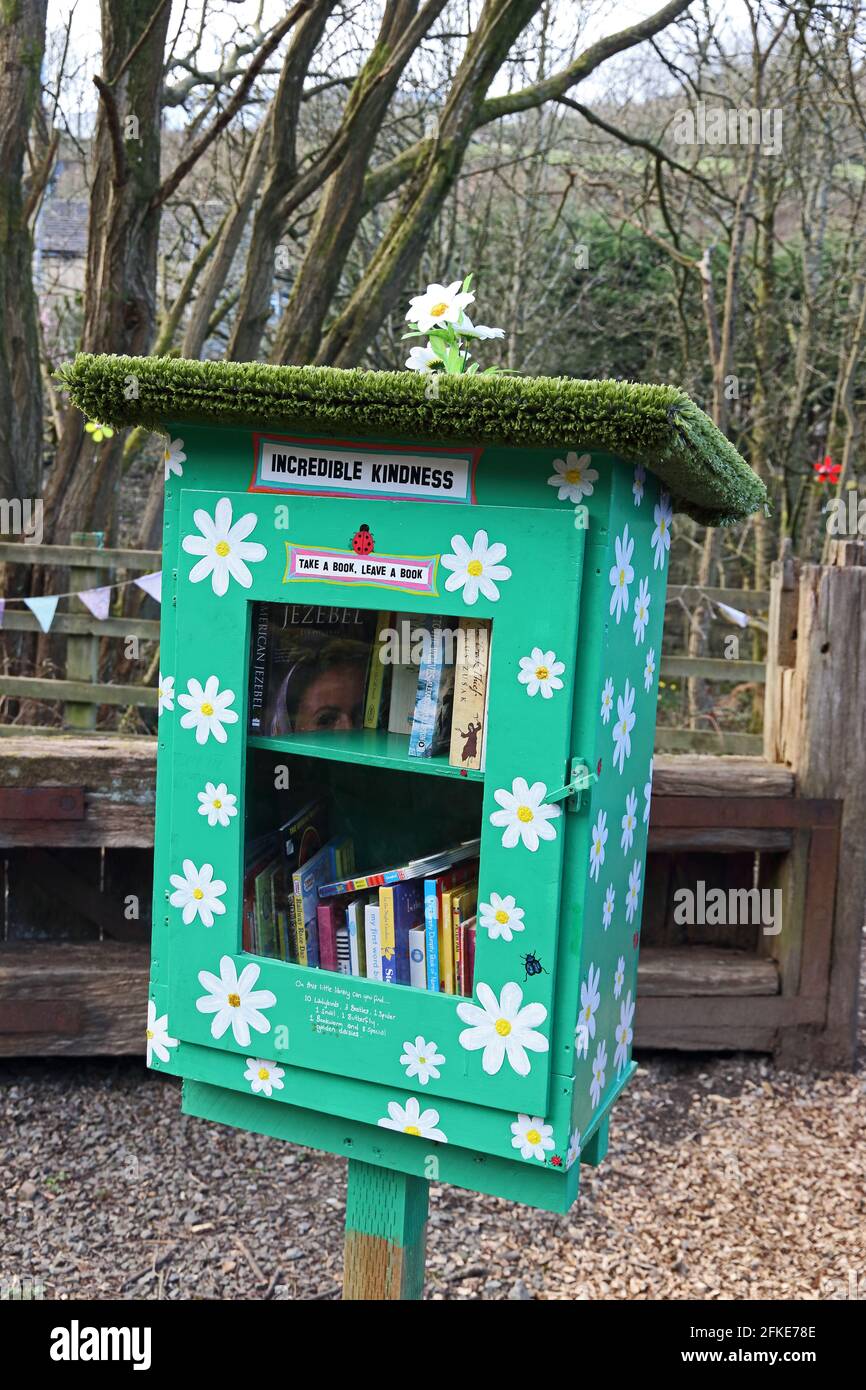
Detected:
[{"left": 544, "top": 758, "right": 597, "bottom": 812}]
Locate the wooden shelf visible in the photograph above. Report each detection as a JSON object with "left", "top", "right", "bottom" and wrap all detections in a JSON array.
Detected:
[{"left": 248, "top": 730, "right": 484, "bottom": 782}]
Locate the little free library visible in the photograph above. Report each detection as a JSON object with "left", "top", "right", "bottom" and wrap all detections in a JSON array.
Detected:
[{"left": 64, "top": 356, "right": 765, "bottom": 1263}]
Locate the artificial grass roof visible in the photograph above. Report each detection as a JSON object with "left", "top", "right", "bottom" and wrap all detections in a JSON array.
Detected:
[{"left": 60, "top": 353, "right": 767, "bottom": 526}]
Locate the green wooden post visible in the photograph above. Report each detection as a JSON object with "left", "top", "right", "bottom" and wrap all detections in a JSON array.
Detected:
[
  {"left": 343, "top": 1159, "right": 429, "bottom": 1300},
  {"left": 64, "top": 530, "right": 105, "bottom": 729}
]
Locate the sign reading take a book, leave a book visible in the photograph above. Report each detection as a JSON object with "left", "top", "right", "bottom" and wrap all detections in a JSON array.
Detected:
[
  {"left": 283, "top": 543, "right": 438, "bottom": 595},
  {"left": 252, "top": 434, "right": 477, "bottom": 503}
]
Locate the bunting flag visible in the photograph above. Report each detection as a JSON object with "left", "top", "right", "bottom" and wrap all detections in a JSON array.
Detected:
[
  {"left": 134, "top": 571, "right": 162, "bottom": 604},
  {"left": 715, "top": 601, "right": 749, "bottom": 629},
  {"left": 0, "top": 599, "right": 4, "bottom": 628},
  {"left": 24, "top": 595, "right": 60, "bottom": 633},
  {"left": 78, "top": 586, "right": 112, "bottom": 621}
]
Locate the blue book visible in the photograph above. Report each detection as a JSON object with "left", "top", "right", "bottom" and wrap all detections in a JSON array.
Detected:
[
  {"left": 408, "top": 614, "right": 454, "bottom": 758},
  {"left": 423, "top": 878, "right": 441, "bottom": 992}
]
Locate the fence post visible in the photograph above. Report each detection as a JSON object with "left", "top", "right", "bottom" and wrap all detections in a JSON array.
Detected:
[
  {"left": 64, "top": 531, "right": 106, "bottom": 730},
  {"left": 343, "top": 1160, "right": 429, "bottom": 1300}
]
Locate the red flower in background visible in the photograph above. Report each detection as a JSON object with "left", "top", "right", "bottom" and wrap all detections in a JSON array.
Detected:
[{"left": 814, "top": 455, "right": 841, "bottom": 484}]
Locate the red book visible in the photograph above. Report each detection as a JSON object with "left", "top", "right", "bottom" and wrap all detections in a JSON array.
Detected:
[{"left": 317, "top": 899, "right": 350, "bottom": 972}]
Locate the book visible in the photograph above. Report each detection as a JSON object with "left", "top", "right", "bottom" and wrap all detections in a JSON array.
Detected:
[
  {"left": 317, "top": 900, "right": 346, "bottom": 972},
  {"left": 254, "top": 859, "right": 281, "bottom": 958},
  {"left": 316, "top": 837, "right": 480, "bottom": 900},
  {"left": 364, "top": 903, "right": 383, "bottom": 982},
  {"left": 248, "top": 602, "right": 270, "bottom": 732},
  {"left": 449, "top": 617, "right": 490, "bottom": 770},
  {"left": 345, "top": 895, "right": 368, "bottom": 976},
  {"left": 292, "top": 835, "right": 354, "bottom": 967},
  {"left": 409, "top": 614, "right": 455, "bottom": 758},
  {"left": 451, "top": 883, "right": 478, "bottom": 996},
  {"left": 335, "top": 925, "right": 352, "bottom": 975},
  {"left": 408, "top": 926, "right": 427, "bottom": 989},
  {"left": 388, "top": 659, "right": 420, "bottom": 736},
  {"left": 459, "top": 915, "right": 477, "bottom": 996},
  {"left": 363, "top": 611, "right": 393, "bottom": 729},
  {"left": 379, "top": 880, "right": 424, "bottom": 986},
  {"left": 423, "top": 859, "right": 478, "bottom": 992},
  {"left": 251, "top": 602, "right": 379, "bottom": 737}
]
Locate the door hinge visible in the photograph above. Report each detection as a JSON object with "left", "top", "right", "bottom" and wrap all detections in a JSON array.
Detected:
[{"left": 544, "top": 758, "right": 597, "bottom": 812}]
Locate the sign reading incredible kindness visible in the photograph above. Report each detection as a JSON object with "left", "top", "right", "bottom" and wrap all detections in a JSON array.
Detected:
[{"left": 251, "top": 435, "right": 476, "bottom": 503}]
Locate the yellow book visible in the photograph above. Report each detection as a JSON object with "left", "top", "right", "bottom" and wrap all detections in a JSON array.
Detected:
[
  {"left": 378, "top": 885, "right": 397, "bottom": 985},
  {"left": 439, "top": 887, "right": 457, "bottom": 994}
]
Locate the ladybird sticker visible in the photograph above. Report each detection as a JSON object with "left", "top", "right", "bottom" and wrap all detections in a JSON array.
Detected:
[{"left": 351, "top": 524, "right": 375, "bottom": 555}]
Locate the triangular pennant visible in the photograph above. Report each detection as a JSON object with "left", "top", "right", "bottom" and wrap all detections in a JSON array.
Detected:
[
  {"left": 716, "top": 601, "right": 749, "bottom": 629},
  {"left": 78, "top": 586, "right": 112, "bottom": 621},
  {"left": 134, "top": 571, "right": 162, "bottom": 604},
  {"left": 0, "top": 599, "right": 5, "bottom": 628},
  {"left": 24, "top": 595, "right": 60, "bottom": 633}
]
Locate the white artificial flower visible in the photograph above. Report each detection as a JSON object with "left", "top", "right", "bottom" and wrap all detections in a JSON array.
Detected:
[
  {"left": 643, "top": 757, "right": 654, "bottom": 823},
  {"left": 478, "top": 892, "right": 525, "bottom": 942},
  {"left": 511, "top": 1113, "right": 555, "bottom": 1162},
  {"left": 441, "top": 529, "right": 511, "bottom": 605},
  {"left": 614, "top": 955, "right": 625, "bottom": 999},
  {"left": 196, "top": 956, "right": 276, "bottom": 1047},
  {"left": 178, "top": 675, "right": 239, "bottom": 745},
  {"left": 457, "top": 981, "right": 549, "bottom": 1077},
  {"left": 578, "top": 963, "right": 601, "bottom": 1040},
  {"left": 590, "top": 1040, "right": 608, "bottom": 1108},
  {"left": 632, "top": 577, "right": 651, "bottom": 644},
  {"left": 146, "top": 1000, "right": 178, "bottom": 1067},
  {"left": 548, "top": 451, "right": 599, "bottom": 504},
  {"left": 575, "top": 1020, "right": 589, "bottom": 1059},
  {"left": 399, "top": 1036, "right": 445, "bottom": 1086},
  {"left": 244, "top": 1057, "right": 285, "bottom": 1098},
  {"left": 643, "top": 647, "right": 656, "bottom": 693},
  {"left": 632, "top": 463, "right": 645, "bottom": 506},
  {"left": 405, "top": 343, "right": 440, "bottom": 373},
  {"left": 169, "top": 859, "right": 227, "bottom": 927},
  {"left": 164, "top": 437, "right": 186, "bottom": 481},
  {"left": 626, "top": 859, "right": 642, "bottom": 924},
  {"left": 614, "top": 992, "right": 635, "bottom": 1076},
  {"left": 517, "top": 647, "right": 565, "bottom": 699},
  {"left": 620, "top": 788, "right": 638, "bottom": 853},
  {"left": 651, "top": 492, "right": 673, "bottom": 570},
  {"left": 197, "top": 781, "right": 238, "bottom": 828},
  {"left": 600, "top": 676, "right": 614, "bottom": 725},
  {"left": 406, "top": 280, "right": 474, "bottom": 332},
  {"left": 158, "top": 672, "right": 175, "bottom": 717},
  {"left": 603, "top": 884, "right": 615, "bottom": 931},
  {"left": 182, "top": 497, "right": 267, "bottom": 596},
  {"left": 589, "top": 810, "right": 608, "bottom": 882},
  {"left": 566, "top": 1127, "right": 581, "bottom": 1170},
  {"left": 609, "top": 524, "right": 635, "bottom": 623},
  {"left": 490, "top": 777, "right": 560, "bottom": 852},
  {"left": 378, "top": 1096, "right": 447, "bottom": 1142},
  {"left": 612, "top": 678, "right": 636, "bottom": 773},
  {"left": 458, "top": 314, "right": 505, "bottom": 340}
]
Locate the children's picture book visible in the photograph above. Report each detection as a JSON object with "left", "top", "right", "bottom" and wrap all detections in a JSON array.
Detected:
[
  {"left": 317, "top": 838, "right": 480, "bottom": 900},
  {"left": 364, "top": 902, "right": 383, "bottom": 982},
  {"left": 449, "top": 617, "right": 490, "bottom": 770},
  {"left": 248, "top": 602, "right": 379, "bottom": 737},
  {"left": 409, "top": 613, "right": 455, "bottom": 759},
  {"left": 408, "top": 926, "right": 427, "bottom": 989},
  {"left": 379, "top": 880, "right": 425, "bottom": 986},
  {"left": 423, "top": 858, "right": 478, "bottom": 992}
]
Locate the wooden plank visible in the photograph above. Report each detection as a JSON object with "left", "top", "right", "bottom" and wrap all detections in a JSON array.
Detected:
[
  {"left": 650, "top": 795, "right": 839, "bottom": 829},
  {"left": 635, "top": 991, "right": 825, "bottom": 1053},
  {"left": 0, "top": 736, "right": 156, "bottom": 846},
  {"left": 638, "top": 947, "right": 779, "bottom": 997},
  {"left": 660, "top": 656, "right": 766, "bottom": 682},
  {"left": 0, "top": 943, "right": 149, "bottom": 1055},
  {"left": 652, "top": 754, "right": 794, "bottom": 797},
  {"left": 0, "top": 787, "right": 84, "bottom": 820},
  {"left": 668, "top": 585, "right": 769, "bottom": 612},
  {"left": 0, "top": 542, "right": 161, "bottom": 570},
  {"left": 0, "top": 674, "right": 156, "bottom": 708},
  {"left": 648, "top": 826, "right": 791, "bottom": 852},
  {"left": 65, "top": 531, "right": 105, "bottom": 730},
  {"left": 654, "top": 728, "right": 764, "bottom": 755},
  {"left": 0, "top": 610, "right": 160, "bottom": 640}
]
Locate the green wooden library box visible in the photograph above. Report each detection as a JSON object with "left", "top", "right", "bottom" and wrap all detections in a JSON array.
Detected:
[{"left": 66, "top": 357, "right": 765, "bottom": 1214}]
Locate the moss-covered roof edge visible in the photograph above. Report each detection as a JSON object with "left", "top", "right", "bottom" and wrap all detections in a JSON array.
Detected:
[{"left": 58, "top": 354, "right": 768, "bottom": 526}]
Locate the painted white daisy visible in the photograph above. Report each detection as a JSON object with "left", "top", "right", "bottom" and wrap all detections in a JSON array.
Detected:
[
  {"left": 406, "top": 280, "right": 474, "bottom": 332},
  {"left": 644, "top": 646, "right": 656, "bottom": 693},
  {"left": 456, "top": 980, "right": 549, "bottom": 1077},
  {"left": 158, "top": 672, "right": 175, "bottom": 717},
  {"left": 612, "top": 678, "right": 636, "bottom": 773},
  {"left": 378, "top": 1096, "right": 447, "bottom": 1143},
  {"left": 441, "top": 529, "right": 511, "bottom": 605},
  {"left": 614, "top": 992, "right": 635, "bottom": 1076},
  {"left": 163, "top": 437, "right": 186, "bottom": 481},
  {"left": 517, "top": 647, "right": 565, "bottom": 699},
  {"left": 182, "top": 497, "right": 267, "bottom": 596},
  {"left": 399, "top": 1036, "right": 445, "bottom": 1086},
  {"left": 196, "top": 956, "right": 276, "bottom": 1047},
  {"left": 566, "top": 1127, "right": 581, "bottom": 1170},
  {"left": 620, "top": 788, "right": 638, "bottom": 853},
  {"left": 197, "top": 781, "right": 238, "bottom": 828},
  {"left": 146, "top": 1000, "right": 178, "bottom": 1067},
  {"left": 244, "top": 1057, "right": 285, "bottom": 1098},
  {"left": 632, "top": 576, "right": 651, "bottom": 644},
  {"left": 511, "top": 1113, "right": 555, "bottom": 1162},
  {"left": 626, "top": 859, "right": 642, "bottom": 924},
  {"left": 590, "top": 1039, "right": 608, "bottom": 1108},
  {"left": 478, "top": 892, "right": 525, "bottom": 942},
  {"left": 600, "top": 676, "right": 614, "bottom": 725},
  {"left": 608, "top": 524, "right": 634, "bottom": 623},
  {"left": 405, "top": 343, "right": 440, "bottom": 373},
  {"left": 178, "top": 675, "right": 239, "bottom": 745},
  {"left": 578, "top": 962, "right": 601, "bottom": 1040},
  {"left": 643, "top": 757, "right": 654, "bottom": 824},
  {"left": 614, "top": 955, "right": 625, "bottom": 999},
  {"left": 490, "top": 777, "right": 560, "bottom": 852},
  {"left": 603, "top": 884, "right": 615, "bottom": 931},
  {"left": 169, "top": 859, "right": 227, "bottom": 927},
  {"left": 588, "top": 810, "right": 608, "bottom": 882},
  {"left": 547, "top": 451, "right": 599, "bottom": 504},
  {"left": 633, "top": 463, "right": 645, "bottom": 506},
  {"left": 651, "top": 491, "right": 673, "bottom": 570}
]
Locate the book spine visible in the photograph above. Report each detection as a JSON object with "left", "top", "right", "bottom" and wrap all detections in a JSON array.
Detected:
[
  {"left": 449, "top": 617, "right": 489, "bottom": 770},
  {"left": 248, "top": 603, "right": 270, "bottom": 733},
  {"left": 378, "top": 887, "right": 397, "bottom": 985},
  {"left": 345, "top": 902, "right": 361, "bottom": 975},
  {"left": 292, "top": 879, "right": 308, "bottom": 966},
  {"left": 408, "top": 615, "right": 442, "bottom": 759},
  {"left": 363, "top": 611, "right": 391, "bottom": 728},
  {"left": 423, "top": 879, "right": 440, "bottom": 992},
  {"left": 439, "top": 890, "right": 456, "bottom": 994},
  {"left": 408, "top": 927, "right": 427, "bottom": 989},
  {"left": 335, "top": 926, "right": 351, "bottom": 975},
  {"left": 317, "top": 905, "right": 338, "bottom": 971},
  {"left": 364, "top": 905, "right": 382, "bottom": 981},
  {"left": 466, "top": 922, "right": 476, "bottom": 996}
]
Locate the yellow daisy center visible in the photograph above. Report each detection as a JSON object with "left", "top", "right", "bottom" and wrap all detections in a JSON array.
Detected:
[
  {"left": 404, "top": 1124, "right": 421, "bottom": 1136},
  {"left": 258, "top": 1067, "right": 269, "bottom": 1081},
  {"left": 146, "top": 1029, "right": 154, "bottom": 1040},
  {"left": 429, "top": 301, "right": 448, "bottom": 317},
  {"left": 201, "top": 702, "right": 214, "bottom": 716},
  {"left": 526, "top": 1128, "right": 541, "bottom": 1145},
  {"left": 621, "top": 719, "right": 627, "bottom": 733},
  {"left": 164, "top": 449, "right": 170, "bottom": 461},
  {"left": 228, "top": 993, "right": 241, "bottom": 1008},
  {"left": 495, "top": 909, "right": 509, "bottom": 924},
  {"left": 215, "top": 539, "right": 231, "bottom": 557},
  {"left": 213, "top": 799, "right": 222, "bottom": 809},
  {"left": 619, "top": 569, "right": 625, "bottom": 584},
  {"left": 192, "top": 888, "right": 204, "bottom": 900},
  {"left": 595, "top": 839, "right": 601, "bottom": 854},
  {"left": 584, "top": 1004, "right": 592, "bottom": 1020},
  {"left": 495, "top": 1018, "right": 512, "bottom": 1037},
  {"left": 467, "top": 558, "right": 483, "bottom": 577},
  {"left": 517, "top": 805, "right": 533, "bottom": 823},
  {"left": 565, "top": 468, "right": 581, "bottom": 483},
  {"left": 535, "top": 665, "right": 549, "bottom": 681},
  {"left": 660, "top": 519, "right": 666, "bottom": 533},
  {"left": 418, "top": 1056, "right": 426, "bottom": 1065}
]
